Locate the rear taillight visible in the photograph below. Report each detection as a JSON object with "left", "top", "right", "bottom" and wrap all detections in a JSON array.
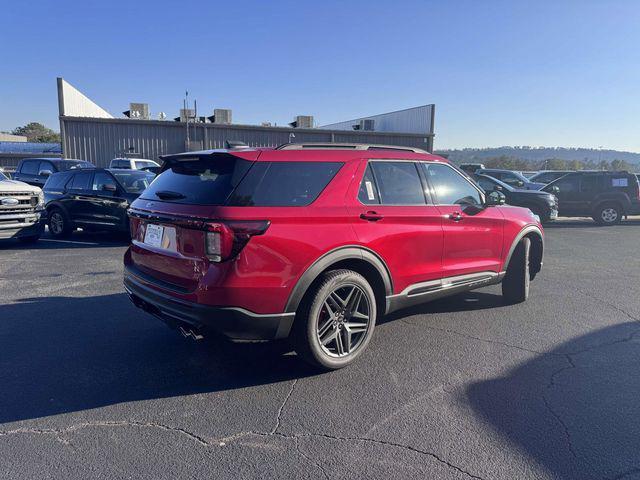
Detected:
[{"left": 205, "top": 220, "right": 270, "bottom": 262}]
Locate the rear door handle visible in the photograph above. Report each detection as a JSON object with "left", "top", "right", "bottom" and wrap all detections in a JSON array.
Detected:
[
  {"left": 360, "top": 211, "right": 384, "bottom": 222},
  {"left": 449, "top": 212, "right": 463, "bottom": 222}
]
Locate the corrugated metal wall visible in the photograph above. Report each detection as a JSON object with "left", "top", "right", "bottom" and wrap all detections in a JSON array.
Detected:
[
  {"left": 319, "top": 105, "right": 435, "bottom": 135},
  {"left": 61, "top": 117, "right": 433, "bottom": 167}
]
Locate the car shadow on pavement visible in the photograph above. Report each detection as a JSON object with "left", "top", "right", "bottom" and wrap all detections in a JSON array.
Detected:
[
  {"left": 379, "top": 290, "right": 506, "bottom": 326},
  {"left": 0, "top": 293, "right": 312, "bottom": 425},
  {"left": 465, "top": 322, "right": 640, "bottom": 480},
  {"left": 3, "top": 231, "right": 130, "bottom": 250}
]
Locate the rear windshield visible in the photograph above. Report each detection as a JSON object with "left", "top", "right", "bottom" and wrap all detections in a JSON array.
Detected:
[
  {"left": 112, "top": 171, "right": 156, "bottom": 193},
  {"left": 134, "top": 160, "right": 158, "bottom": 169},
  {"left": 140, "top": 155, "right": 342, "bottom": 206},
  {"left": 140, "top": 155, "right": 253, "bottom": 205},
  {"left": 58, "top": 160, "right": 93, "bottom": 171}
]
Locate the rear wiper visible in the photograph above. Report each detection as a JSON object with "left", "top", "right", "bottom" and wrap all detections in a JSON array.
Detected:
[{"left": 154, "top": 190, "right": 186, "bottom": 200}]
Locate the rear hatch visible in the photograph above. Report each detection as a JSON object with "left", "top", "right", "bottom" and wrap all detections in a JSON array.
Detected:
[{"left": 127, "top": 150, "right": 262, "bottom": 292}]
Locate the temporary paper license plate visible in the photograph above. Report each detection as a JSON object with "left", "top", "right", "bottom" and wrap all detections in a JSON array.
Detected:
[{"left": 143, "top": 224, "right": 164, "bottom": 248}]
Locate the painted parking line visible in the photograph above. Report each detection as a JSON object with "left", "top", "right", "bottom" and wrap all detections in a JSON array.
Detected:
[{"left": 39, "top": 238, "right": 101, "bottom": 246}]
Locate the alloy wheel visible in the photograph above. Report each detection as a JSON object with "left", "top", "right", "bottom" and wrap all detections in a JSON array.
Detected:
[
  {"left": 50, "top": 212, "right": 64, "bottom": 235},
  {"left": 316, "top": 284, "right": 371, "bottom": 357},
  {"left": 601, "top": 208, "right": 618, "bottom": 223}
]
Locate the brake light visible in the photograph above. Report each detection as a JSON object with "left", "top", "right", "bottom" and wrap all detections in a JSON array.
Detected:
[{"left": 205, "top": 220, "right": 270, "bottom": 262}]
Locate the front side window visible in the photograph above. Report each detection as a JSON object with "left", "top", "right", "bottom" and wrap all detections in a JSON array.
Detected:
[
  {"left": 475, "top": 176, "right": 497, "bottom": 192},
  {"left": 38, "top": 161, "right": 54, "bottom": 174},
  {"left": 424, "top": 163, "right": 482, "bottom": 206},
  {"left": 92, "top": 172, "right": 115, "bottom": 191},
  {"left": 547, "top": 175, "right": 579, "bottom": 194},
  {"left": 227, "top": 161, "right": 342, "bottom": 206},
  {"left": 21, "top": 161, "right": 39, "bottom": 175},
  {"left": 358, "top": 164, "right": 380, "bottom": 205},
  {"left": 369, "top": 162, "right": 425, "bottom": 205},
  {"left": 68, "top": 172, "right": 92, "bottom": 191}
]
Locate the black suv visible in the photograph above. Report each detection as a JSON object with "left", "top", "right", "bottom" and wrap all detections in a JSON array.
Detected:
[
  {"left": 44, "top": 168, "right": 155, "bottom": 237},
  {"left": 473, "top": 174, "right": 558, "bottom": 223},
  {"left": 542, "top": 171, "right": 640, "bottom": 225},
  {"left": 14, "top": 158, "right": 94, "bottom": 188}
]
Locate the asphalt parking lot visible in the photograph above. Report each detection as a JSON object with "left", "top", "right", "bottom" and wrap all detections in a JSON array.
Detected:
[{"left": 1, "top": 218, "right": 640, "bottom": 480}]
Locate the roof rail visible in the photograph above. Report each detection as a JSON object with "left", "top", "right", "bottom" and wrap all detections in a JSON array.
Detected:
[{"left": 276, "top": 143, "right": 428, "bottom": 154}]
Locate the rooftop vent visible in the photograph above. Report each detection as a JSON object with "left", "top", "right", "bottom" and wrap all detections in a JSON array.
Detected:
[
  {"left": 289, "top": 115, "right": 314, "bottom": 128},
  {"left": 207, "top": 108, "right": 232, "bottom": 124},
  {"left": 353, "top": 119, "right": 375, "bottom": 131},
  {"left": 123, "top": 103, "right": 149, "bottom": 120},
  {"left": 174, "top": 108, "right": 195, "bottom": 122}
]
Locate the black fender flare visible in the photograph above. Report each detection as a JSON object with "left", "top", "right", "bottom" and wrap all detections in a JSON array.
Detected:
[
  {"left": 503, "top": 225, "right": 544, "bottom": 273},
  {"left": 284, "top": 246, "right": 393, "bottom": 314},
  {"left": 46, "top": 201, "right": 71, "bottom": 221}
]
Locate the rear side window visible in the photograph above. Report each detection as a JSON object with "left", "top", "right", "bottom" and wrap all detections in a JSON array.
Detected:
[
  {"left": 68, "top": 172, "right": 92, "bottom": 191},
  {"left": 44, "top": 172, "right": 73, "bottom": 190},
  {"left": 369, "top": 162, "right": 425, "bottom": 205},
  {"left": 580, "top": 175, "right": 601, "bottom": 192},
  {"left": 358, "top": 165, "right": 380, "bottom": 205},
  {"left": 141, "top": 155, "right": 253, "bottom": 205},
  {"left": 227, "top": 162, "right": 342, "bottom": 206},
  {"left": 611, "top": 176, "right": 630, "bottom": 188},
  {"left": 20, "top": 161, "right": 39, "bottom": 175}
]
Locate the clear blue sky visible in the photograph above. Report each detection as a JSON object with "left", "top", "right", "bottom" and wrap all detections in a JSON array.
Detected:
[{"left": 2, "top": 0, "right": 639, "bottom": 151}]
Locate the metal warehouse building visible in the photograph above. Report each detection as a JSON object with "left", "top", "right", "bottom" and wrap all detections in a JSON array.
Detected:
[{"left": 57, "top": 78, "right": 436, "bottom": 168}]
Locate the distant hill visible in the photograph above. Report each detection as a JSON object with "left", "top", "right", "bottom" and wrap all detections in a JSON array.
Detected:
[{"left": 437, "top": 147, "right": 640, "bottom": 167}]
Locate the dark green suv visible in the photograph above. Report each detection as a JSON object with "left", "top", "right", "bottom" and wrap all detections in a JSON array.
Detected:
[{"left": 542, "top": 171, "right": 640, "bottom": 225}]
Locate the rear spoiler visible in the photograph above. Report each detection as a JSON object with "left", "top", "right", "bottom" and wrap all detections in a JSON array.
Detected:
[{"left": 158, "top": 149, "right": 263, "bottom": 172}]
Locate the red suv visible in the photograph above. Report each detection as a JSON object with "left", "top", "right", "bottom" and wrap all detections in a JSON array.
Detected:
[{"left": 124, "top": 144, "right": 544, "bottom": 369}]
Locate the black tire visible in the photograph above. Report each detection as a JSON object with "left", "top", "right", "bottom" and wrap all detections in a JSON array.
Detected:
[
  {"left": 292, "top": 269, "right": 377, "bottom": 370},
  {"left": 48, "top": 207, "right": 72, "bottom": 238},
  {"left": 593, "top": 202, "right": 622, "bottom": 226},
  {"left": 502, "top": 237, "right": 531, "bottom": 304},
  {"left": 18, "top": 235, "right": 40, "bottom": 244}
]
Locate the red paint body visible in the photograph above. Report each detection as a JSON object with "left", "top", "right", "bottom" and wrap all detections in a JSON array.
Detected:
[{"left": 125, "top": 148, "right": 542, "bottom": 316}]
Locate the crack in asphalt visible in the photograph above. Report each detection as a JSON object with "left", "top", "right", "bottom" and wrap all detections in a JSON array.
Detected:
[
  {"left": 0, "top": 420, "right": 209, "bottom": 446},
  {"left": 574, "top": 287, "right": 640, "bottom": 323},
  {"left": 0, "top": 421, "right": 486, "bottom": 480},
  {"left": 400, "top": 320, "right": 549, "bottom": 356},
  {"left": 271, "top": 378, "right": 298, "bottom": 435},
  {"left": 542, "top": 354, "right": 578, "bottom": 460},
  {"left": 294, "top": 437, "right": 331, "bottom": 480}
]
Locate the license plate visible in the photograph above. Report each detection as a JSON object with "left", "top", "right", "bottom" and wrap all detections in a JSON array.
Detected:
[{"left": 144, "top": 224, "right": 164, "bottom": 248}]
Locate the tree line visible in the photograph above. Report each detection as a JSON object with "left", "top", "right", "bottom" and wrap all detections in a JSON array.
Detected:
[{"left": 455, "top": 155, "right": 636, "bottom": 172}]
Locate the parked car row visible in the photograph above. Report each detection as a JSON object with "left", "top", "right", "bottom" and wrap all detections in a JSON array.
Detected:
[{"left": 460, "top": 164, "right": 640, "bottom": 225}]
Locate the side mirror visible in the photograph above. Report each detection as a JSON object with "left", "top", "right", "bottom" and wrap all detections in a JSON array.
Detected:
[
  {"left": 516, "top": 180, "right": 525, "bottom": 188},
  {"left": 39, "top": 169, "right": 53, "bottom": 177},
  {"left": 486, "top": 190, "right": 506, "bottom": 206},
  {"left": 551, "top": 185, "right": 560, "bottom": 194},
  {"left": 102, "top": 183, "right": 117, "bottom": 192}
]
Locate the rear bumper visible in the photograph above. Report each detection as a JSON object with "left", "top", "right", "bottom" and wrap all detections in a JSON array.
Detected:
[
  {"left": 0, "top": 211, "right": 46, "bottom": 239},
  {"left": 123, "top": 268, "right": 295, "bottom": 341}
]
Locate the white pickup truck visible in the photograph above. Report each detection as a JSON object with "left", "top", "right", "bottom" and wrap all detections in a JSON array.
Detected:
[{"left": 0, "top": 169, "right": 46, "bottom": 243}]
